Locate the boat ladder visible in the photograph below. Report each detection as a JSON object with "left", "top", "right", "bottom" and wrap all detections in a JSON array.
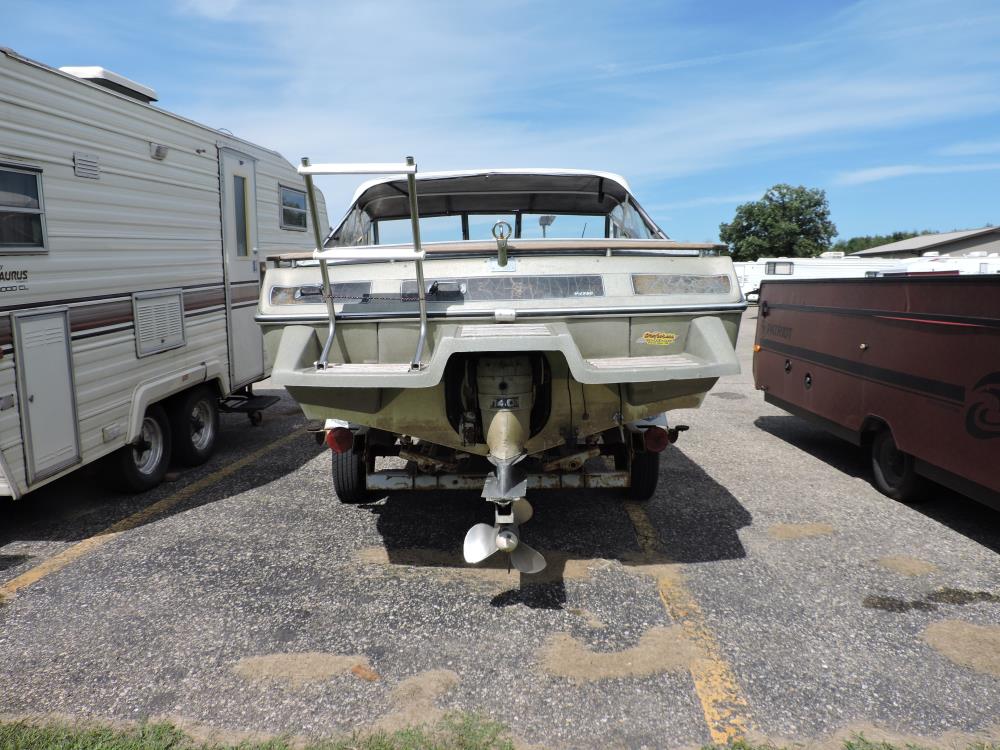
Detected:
[{"left": 297, "top": 157, "right": 429, "bottom": 371}]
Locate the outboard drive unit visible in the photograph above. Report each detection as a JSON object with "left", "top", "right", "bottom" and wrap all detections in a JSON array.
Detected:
[{"left": 464, "top": 355, "right": 545, "bottom": 573}]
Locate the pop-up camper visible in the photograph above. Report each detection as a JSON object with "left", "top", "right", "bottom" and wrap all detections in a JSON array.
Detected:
[{"left": 0, "top": 48, "right": 327, "bottom": 498}]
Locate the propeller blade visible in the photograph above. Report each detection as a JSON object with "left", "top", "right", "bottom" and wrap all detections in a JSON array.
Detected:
[
  {"left": 463, "top": 523, "right": 499, "bottom": 564},
  {"left": 512, "top": 498, "right": 533, "bottom": 525},
  {"left": 510, "top": 542, "right": 547, "bottom": 574}
]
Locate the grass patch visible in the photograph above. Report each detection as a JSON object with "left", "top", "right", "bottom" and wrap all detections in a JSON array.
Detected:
[
  {"left": 3, "top": 722, "right": 997, "bottom": 750},
  {"left": 0, "top": 713, "right": 514, "bottom": 750}
]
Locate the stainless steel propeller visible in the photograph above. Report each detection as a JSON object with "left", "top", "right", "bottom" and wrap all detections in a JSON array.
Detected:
[{"left": 462, "top": 499, "right": 545, "bottom": 574}]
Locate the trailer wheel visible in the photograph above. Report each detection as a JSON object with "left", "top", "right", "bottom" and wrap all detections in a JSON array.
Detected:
[
  {"left": 627, "top": 450, "right": 660, "bottom": 501},
  {"left": 331, "top": 438, "right": 371, "bottom": 504},
  {"left": 871, "top": 429, "right": 924, "bottom": 503},
  {"left": 170, "top": 386, "right": 219, "bottom": 467},
  {"left": 113, "top": 404, "right": 172, "bottom": 492}
]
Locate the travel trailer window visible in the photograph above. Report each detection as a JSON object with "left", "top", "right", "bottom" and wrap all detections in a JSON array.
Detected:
[
  {"left": 765, "top": 261, "right": 794, "bottom": 275},
  {"left": 279, "top": 186, "right": 307, "bottom": 230},
  {"left": 0, "top": 165, "right": 46, "bottom": 251},
  {"left": 234, "top": 175, "right": 249, "bottom": 256}
]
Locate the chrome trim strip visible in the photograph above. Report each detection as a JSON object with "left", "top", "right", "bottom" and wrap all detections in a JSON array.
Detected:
[{"left": 256, "top": 301, "right": 747, "bottom": 324}]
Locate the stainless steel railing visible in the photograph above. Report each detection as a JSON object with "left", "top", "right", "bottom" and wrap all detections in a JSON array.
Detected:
[{"left": 298, "top": 157, "right": 428, "bottom": 371}]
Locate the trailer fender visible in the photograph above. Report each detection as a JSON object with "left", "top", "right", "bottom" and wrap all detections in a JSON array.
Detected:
[{"left": 126, "top": 362, "right": 225, "bottom": 443}]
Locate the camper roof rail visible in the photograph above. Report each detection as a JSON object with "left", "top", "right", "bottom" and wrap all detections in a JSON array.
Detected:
[{"left": 299, "top": 156, "right": 428, "bottom": 372}]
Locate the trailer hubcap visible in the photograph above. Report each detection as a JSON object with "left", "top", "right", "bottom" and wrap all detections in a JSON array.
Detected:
[
  {"left": 189, "top": 400, "right": 214, "bottom": 451},
  {"left": 134, "top": 417, "right": 164, "bottom": 476}
]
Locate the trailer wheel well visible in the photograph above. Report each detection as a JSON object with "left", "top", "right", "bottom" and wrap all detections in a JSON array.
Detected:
[
  {"left": 163, "top": 377, "right": 225, "bottom": 408},
  {"left": 860, "top": 417, "right": 890, "bottom": 445}
]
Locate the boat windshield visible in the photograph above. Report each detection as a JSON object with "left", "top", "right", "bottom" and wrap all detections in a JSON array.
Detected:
[
  {"left": 326, "top": 172, "right": 665, "bottom": 246},
  {"left": 375, "top": 213, "right": 620, "bottom": 244}
]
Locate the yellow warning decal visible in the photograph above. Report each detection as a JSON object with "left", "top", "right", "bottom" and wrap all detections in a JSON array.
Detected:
[{"left": 642, "top": 331, "right": 677, "bottom": 346}]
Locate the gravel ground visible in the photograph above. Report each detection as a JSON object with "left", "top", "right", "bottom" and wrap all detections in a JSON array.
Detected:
[{"left": 1, "top": 310, "right": 998, "bottom": 749}]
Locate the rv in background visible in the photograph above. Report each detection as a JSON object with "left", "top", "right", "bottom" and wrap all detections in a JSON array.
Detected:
[
  {"left": 754, "top": 276, "right": 1000, "bottom": 510},
  {"left": 735, "top": 252, "right": 899, "bottom": 301},
  {"left": 0, "top": 48, "right": 328, "bottom": 499},
  {"left": 880, "top": 253, "right": 1000, "bottom": 276}
]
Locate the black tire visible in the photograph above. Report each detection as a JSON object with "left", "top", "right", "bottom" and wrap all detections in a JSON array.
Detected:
[
  {"left": 627, "top": 450, "right": 660, "bottom": 501},
  {"left": 111, "top": 404, "right": 172, "bottom": 492},
  {"left": 169, "top": 386, "right": 220, "bottom": 467},
  {"left": 331, "top": 438, "right": 371, "bottom": 504},
  {"left": 871, "top": 429, "right": 924, "bottom": 503}
]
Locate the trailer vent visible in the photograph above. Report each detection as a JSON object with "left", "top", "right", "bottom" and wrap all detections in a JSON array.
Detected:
[
  {"left": 132, "top": 290, "right": 185, "bottom": 357},
  {"left": 73, "top": 152, "right": 100, "bottom": 180}
]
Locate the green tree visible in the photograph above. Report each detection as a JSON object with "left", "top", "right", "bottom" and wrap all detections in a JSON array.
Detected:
[{"left": 719, "top": 184, "right": 837, "bottom": 261}]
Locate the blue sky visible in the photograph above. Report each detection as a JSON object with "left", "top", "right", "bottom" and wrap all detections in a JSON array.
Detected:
[{"left": 5, "top": 0, "right": 1000, "bottom": 242}]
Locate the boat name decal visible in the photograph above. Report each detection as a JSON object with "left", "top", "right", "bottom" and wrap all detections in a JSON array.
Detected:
[
  {"left": 966, "top": 372, "right": 1000, "bottom": 439},
  {"left": 641, "top": 331, "right": 677, "bottom": 346}
]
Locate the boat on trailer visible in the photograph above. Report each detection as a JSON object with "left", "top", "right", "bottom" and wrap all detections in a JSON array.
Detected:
[{"left": 258, "top": 160, "right": 745, "bottom": 573}]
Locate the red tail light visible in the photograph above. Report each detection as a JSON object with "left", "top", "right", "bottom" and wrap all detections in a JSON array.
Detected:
[
  {"left": 325, "top": 427, "right": 354, "bottom": 454},
  {"left": 643, "top": 426, "right": 669, "bottom": 453}
]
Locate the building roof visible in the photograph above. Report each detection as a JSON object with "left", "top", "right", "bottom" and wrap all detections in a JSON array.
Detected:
[{"left": 851, "top": 226, "right": 999, "bottom": 256}]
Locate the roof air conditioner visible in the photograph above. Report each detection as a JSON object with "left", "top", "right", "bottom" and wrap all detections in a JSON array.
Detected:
[{"left": 59, "top": 66, "right": 158, "bottom": 103}]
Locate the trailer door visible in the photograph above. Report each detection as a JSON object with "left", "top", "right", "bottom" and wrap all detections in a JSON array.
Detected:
[
  {"left": 13, "top": 308, "right": 81, "bottom": 485},
  {"left": 220, "top": 148, "right": 264, "bottom": 388}
]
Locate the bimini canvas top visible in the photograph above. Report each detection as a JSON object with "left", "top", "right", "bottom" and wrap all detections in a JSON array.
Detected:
[{"left": 326, "top": 169, "right": 666, "bottom": 245}]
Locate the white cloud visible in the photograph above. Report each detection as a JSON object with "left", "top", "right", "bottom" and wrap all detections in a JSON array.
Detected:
[
  {"left": 938, "top": 139, "right": 1000, "bottom": 156},
  {"left": 835, "top": 162, "right": 1000, "bottom": 185},
  {"left": 168, "top": 0, "right": 1000, "bottom": 213},
  {"left": 176, "top": 0, "right": 244, "bottom": 19}
]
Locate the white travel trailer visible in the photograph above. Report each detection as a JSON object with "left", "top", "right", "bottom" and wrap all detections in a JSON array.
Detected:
[
  {"left": 881, "top": 253, "right": 1000, "bottom": 276},
  {"left": 733, "top": 260, "right": 766, "bottom": 301},
  {"left": 0, "top": 48, "right": 327, "bottom": 499},
  {"left": 735, "top": 252, "right": 899, "bottom": 301}
]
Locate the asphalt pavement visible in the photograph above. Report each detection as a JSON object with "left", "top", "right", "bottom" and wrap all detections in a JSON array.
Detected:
[{"left": 1, "top": 311, "right": 999, "bottom": 749}]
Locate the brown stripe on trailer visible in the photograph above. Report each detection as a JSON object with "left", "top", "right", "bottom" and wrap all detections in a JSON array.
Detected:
[
  {"left": 229, "top": 282, "right": 260, "bottom": 305},
  {"left": 183, "top": 286, "right": 226, "bottom": 312},
  {"left": 69, "top": 300, "right": 134, "bottom": 333}
]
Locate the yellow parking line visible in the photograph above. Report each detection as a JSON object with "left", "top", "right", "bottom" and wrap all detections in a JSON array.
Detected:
[
  {"left": 623, "top": 501, "right": 753, "bottom": 745},
  {"left": 0, "top": 429, "right": 304, "bottom": 602}
]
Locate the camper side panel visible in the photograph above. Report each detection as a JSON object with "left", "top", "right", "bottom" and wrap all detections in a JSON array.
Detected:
[
  {"left": 754, "top": 278, "right": 1000, "bottom": 502},
  {"left": 0, "top": 53, "right": 323, "bottom": 497}
]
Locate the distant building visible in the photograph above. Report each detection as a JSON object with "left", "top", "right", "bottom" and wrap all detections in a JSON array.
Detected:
[{"left": 850, "top": 226, "right": 1000, "bottom": 259}]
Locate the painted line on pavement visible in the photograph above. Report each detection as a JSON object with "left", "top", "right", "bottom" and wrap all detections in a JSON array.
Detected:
[
  {"left": 0, "top": 429, "right": 304, "bottom": 602},
  {"left": 623, "top": 500, "right": 753, "bottom": 745}
]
